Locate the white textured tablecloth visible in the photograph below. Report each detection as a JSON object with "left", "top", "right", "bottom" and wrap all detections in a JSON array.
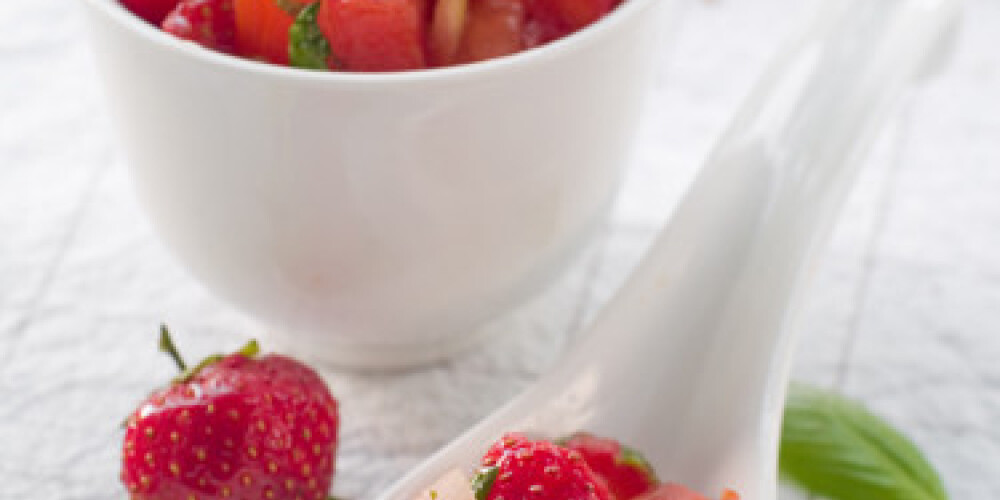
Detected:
[{"left": 2, "top": 0, "right": 999, "bottom": 498}]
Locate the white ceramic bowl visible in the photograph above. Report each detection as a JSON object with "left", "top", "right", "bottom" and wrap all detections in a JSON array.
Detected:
[{"left": 79, "top": 0, "right": 674, "bottom": 369}]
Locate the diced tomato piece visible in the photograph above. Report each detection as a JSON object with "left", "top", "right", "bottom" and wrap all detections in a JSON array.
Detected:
[
  {"left": 162, "top": 0, "right": 237, "bottom": 54},
  {"left": 121, "top": 0, "right": 181, "bottom": 25},
  {"left": 317, "top": 0, "right": 427, "bottom": 71},
  {"left": 234, "top": 0, "right": 313, "bottom": 64},
  {"left": 454, "top": 0, "right": 524, "bottom": 64},
  {"left": 530, "top": 0, "right": 615, "bottom": 31}
]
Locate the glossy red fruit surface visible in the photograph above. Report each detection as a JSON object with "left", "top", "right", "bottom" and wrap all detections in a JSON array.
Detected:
[
  {"left": 235, "top": 0, "right": 315, "bottom": 64},
  {"left": 121, "top": 336, "right": 339, "bottom": 500},
  {"left": 122, "top": 0, "right": 182, "bottom": 25},
  {"left": 561, "top": 433, "right": 659, "bottom": 500},
  {"left": 317, "top": 0, "right": 427, "bottom": 71},
  {"left": 453, "top": 0, "right": 525, "bottom": 65},
  {"left": 478, "top": 433, "right": 613, "bottom": 500},
  {"left": 162, "top": 0, "right": 238, "bottom": 54},
  {"left": 530, "top": 0, "right": 616, "bottom": 31}
]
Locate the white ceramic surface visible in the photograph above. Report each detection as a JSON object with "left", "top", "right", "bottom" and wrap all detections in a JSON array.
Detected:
[
  {"left": 376, "top": 0, "right": 960, "bottom": 498},
  {"left": 78, "top": 0, "right": 679, "bottom": 369}
]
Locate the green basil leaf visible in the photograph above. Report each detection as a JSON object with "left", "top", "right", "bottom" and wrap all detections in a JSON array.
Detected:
[
  {"left": 289, "top": 2, "right": 331, "bottom": 70},
  {"left": 780, "top": 383, "right": 948, "bottom": 500}
]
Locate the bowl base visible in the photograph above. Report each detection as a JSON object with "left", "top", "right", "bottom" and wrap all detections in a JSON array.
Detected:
[{"left": 262, "top": 326, "right": 498, "bottom": 372}]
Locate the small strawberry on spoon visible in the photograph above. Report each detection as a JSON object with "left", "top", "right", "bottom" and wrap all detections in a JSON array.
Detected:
[{"left": 121, "top": 326, "right": 340, "bottom": 500}]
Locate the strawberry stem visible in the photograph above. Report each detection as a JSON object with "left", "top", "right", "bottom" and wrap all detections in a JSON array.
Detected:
[
  {"left": 238, "top": 339, "right": 260, "bottom": 358},
  {"left": 158, "top": 324, "right": 188, "bottom": 372}
]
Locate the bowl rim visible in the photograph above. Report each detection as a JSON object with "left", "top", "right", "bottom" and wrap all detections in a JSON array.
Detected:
[{"left": 79, "top": 0, "right": 663, "bottom": 85}]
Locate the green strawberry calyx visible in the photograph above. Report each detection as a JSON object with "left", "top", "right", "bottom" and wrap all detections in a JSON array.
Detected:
[
  {"left": 617, "top": 443, "right": 659, "bottom": 482},
  {"left": 158, "top": 324, "right": 259, "bottom": 383},
  {"left": 471, "top": 466, "right": 499, "bottom": 500}
]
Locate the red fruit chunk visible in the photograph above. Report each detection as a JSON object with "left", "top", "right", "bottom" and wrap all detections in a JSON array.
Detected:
[
  {"left": 121, "top": 0, "right": 181, "bottom": 25},
  {"left": 318, "top": 0, "right": 426, "bottom": 71},
  {"left": 454, "top": 0, "right": 525, "bottom": 65},
  {"left": 634, "top": 483, "right": 740, "bottom": 500},
  {"left": 162, "top": 0, "right": 237, "bottom": 54},
  {"left": 479, "top": 433, "right": 613, "bottom": 500},
  {"left": 562, "top": 433, "right": 659, "bottom": 500},
  {"left": 235, "top": 0, "right": 313, "bottom": 64},
  {"left": 121, "top": 331, "right": 339, "bottom": 500},
  {"left": 530, "top": 0, "right": 616, "bottom": 31},
  {"left": 520, "top": 14, "right": 566, "bottom": 48}
]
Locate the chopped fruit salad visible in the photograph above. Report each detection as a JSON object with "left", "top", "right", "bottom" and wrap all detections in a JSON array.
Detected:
[
  {"left": 417, "top": 433, "right": 740, "bottom": 500},
  {"left": 121, "top": 0, "right": 623, "bottom": 70}
]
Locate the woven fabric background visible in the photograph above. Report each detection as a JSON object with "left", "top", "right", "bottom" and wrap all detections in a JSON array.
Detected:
[{"left": 1, "top": 0, "right": 998, "bottom": 497}]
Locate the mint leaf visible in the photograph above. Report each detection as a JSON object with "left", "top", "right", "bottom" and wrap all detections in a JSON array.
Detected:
[
  {"left": 289, "top": 2, "right": 331, "bottom": 70},
  {"left": 780, "top": 383, "right": 948, "bottom": 500}
]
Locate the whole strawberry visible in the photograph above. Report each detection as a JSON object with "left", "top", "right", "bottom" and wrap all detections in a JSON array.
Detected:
[
  {"left": 475, "top": 433, "right": 612, "bottom": 500},
  {"left": 121, "top": 327, "right": 339, "bottom": 500},
  {"left": 560, "top": 433, "right": 658, "bottom": 500}
]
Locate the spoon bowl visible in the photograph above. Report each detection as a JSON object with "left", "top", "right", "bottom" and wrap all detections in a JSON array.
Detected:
[{"left": 376, "top": 0, "right": 960, "bottom": 497}]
